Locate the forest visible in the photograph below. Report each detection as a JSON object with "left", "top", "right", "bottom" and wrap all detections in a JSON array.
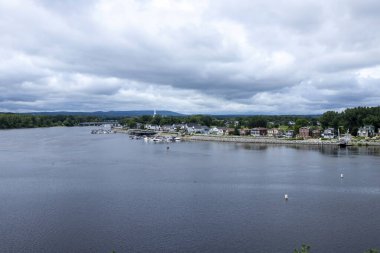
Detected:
[{"left": 0, "top": 114, "right": 101, "bottom": 129}]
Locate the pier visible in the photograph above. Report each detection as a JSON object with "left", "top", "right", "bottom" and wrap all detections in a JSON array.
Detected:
[
  {"left": 79, "top": 120, "right": 119, "bottom": 127},
  {"left": 127, "top": 129, "right": 157, "bottom": 136}
]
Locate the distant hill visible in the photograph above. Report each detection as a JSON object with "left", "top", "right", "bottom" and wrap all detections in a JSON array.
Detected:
[
  {"left": 212, "top": 114, "right": 321, "bottom": 118},
  {"left": 25, "top": 110, "right": 184, "bottom": 117}
]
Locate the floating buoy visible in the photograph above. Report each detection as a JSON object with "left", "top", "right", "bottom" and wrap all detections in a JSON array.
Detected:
[
  {"left": 166, "top": 146, "right": 170, "bottom": 150},
  {"left": 340, "top": 173, "right": 344, "bottom": 178},
  {"left": 284, "top": 194, "right": 288, "bottom": 200}
]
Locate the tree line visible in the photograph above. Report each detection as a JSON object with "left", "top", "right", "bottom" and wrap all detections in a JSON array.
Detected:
[
  {"left": 319, "top": 106, "right": 380, "bottom": 135},
  {"left": 122, "top": 106, "right": 379, "bottom": 135},
  {"left": 120, "top": 114, "right": 319, "bottom": 132},
  {"left": 0, "top": 114, "right": 101, "bottom": 129},
  {"left": 1, "top": 106, "right": 379, "bottom": 135}
]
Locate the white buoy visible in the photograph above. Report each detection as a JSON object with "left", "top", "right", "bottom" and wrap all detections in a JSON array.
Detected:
[
  {"left": 340, "top": 173, "right": 344, "bottom": 178},
  {"left": 284, "top": 194, "right": 288, "bottom": 200}
]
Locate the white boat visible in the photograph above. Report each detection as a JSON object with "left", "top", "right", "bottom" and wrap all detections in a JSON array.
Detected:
[
  {"left": 152, "top": 137, "right": 163, "bottom": 142},
  {"left": 338, "top": 129, "right": 352, "bottom": 147}
]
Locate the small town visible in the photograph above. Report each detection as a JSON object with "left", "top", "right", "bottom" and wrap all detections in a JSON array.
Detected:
[
  {"left": 118, "top": 121, "right": 380, "bottom": 146},
  {"left": 86, "top": 106, "right": 378, "bottom": 146}
]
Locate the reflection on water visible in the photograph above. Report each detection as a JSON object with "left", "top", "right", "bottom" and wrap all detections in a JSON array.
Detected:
[
  {"left": 238, "top": 142, "right": 380, "bottom": 157},
  {"left": 237, "top": 143, "right": 269, "bottom": 151}
]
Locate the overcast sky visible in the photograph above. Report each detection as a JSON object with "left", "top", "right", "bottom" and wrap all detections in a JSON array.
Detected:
[{"left": 1, "top": 0, "right": 380, "bottom": 114}]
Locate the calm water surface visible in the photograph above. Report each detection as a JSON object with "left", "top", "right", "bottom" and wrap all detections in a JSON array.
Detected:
[{"left": 0, "top": 127, "right": 380, "bottom": 253}]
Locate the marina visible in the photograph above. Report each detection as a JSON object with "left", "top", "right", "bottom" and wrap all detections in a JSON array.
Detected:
[
  {"left": 90, "top": 129, "right": 114, "bottom": 134},
  {"left": 129, "top": 134, "right": 182, "bottom": 143}
]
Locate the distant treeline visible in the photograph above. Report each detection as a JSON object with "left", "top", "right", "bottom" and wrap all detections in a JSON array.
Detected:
[
  {"left": 0, "top": 114, "right": 101, "bottom": 129},
  {"left": 1, "top": 106, "right": 379, "bottom": 135},
  {"left": 119, "top": 114, "right": 319, "bottom": 129},
  {"left": 121, "top": 106, "right": 380, "bottom": 135}
]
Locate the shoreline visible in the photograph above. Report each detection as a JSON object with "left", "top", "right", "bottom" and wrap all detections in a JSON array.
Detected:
[
  {"left": 114, "top": 129, "right": 380, "bottom": 147},
  {"left": 183, "top": 135, "right": 380, "bottom": 146}
]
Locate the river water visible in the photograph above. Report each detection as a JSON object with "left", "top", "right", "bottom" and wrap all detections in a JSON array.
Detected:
[{"left": 0, "top": 127, "right": 379, "bottom": 253}]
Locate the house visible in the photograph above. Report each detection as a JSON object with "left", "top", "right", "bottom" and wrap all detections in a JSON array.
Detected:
[
  {"left": 311, "top": 129, "right": 321, "bottom": 138},
  {"left": 145, "top": 124, "right": 160, "bottom": 131},
  {"left": 251, "top": 127, "right": 267, "bottom": 137},
  {"left": 209, "top": 127, "right": 224, "bottom": 135},
  {"left": 267, "top": 128, "right": 285, "bottom": 137},
  {"left": 322, "top": 128, "right": 335, "bottom": 139},
  {"left": 357, "top": 125, "right": 375, "bottom": 137},
  {"left": 239, "top": 128, "right": 251, "bottom": 136},
  {"left": 277, "top": 129, "right": 285, "bottom": 137},
  {"left": 285, "top": 130, "right": 294, "bottom": 138},
  {"left": 267, "top": 128, "right": 280, "bottom": 137},
  {"left": 288, "top": 121, "right": 295, "bottom": 126},
  {"left": 227, "top": 128, "right": 236, "bottom": 135},
  {"left": 219, "top": 127, "right": 229, "bottom": 135},
  {"left": 170, "top": 124, "right": 180, "bottom": 132},
  {"left": 161, "top": 125, "right": 172, "bottom": 132},
  {"left": 175, "top": 123, "right": 186, "bottom": 130},
  {"left": 158, "top": 124, "right": 178, "bottom": 133},
  {"left": 298, "top": 127, "right": 310, "bottom": 139},
  {"left": 185, "top": 123, "right": 209, "bottom": 134}
]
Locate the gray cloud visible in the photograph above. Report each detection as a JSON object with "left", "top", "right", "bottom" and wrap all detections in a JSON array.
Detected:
[{"left": 1, "top": 0, "right": 380, "bottom": 114}]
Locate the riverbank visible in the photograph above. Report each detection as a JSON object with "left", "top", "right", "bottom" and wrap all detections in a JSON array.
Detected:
[
  {"left": 115, "top": 128, "right": 380, "bottom": 146},
  {"left": 184, "top": 135, "right": 380, "bottom": 146}
]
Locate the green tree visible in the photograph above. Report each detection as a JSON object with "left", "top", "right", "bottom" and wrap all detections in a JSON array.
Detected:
[
  {"left": 319, "top": 111, "right": 340, "bottom": 129},
  {"left": 247, "top": 116, "right": 268, "bottom": 128},
  {"left": 140, "top": 115, "right": 153, "bottom": 124},
  {"left": 294, "top": 244, "right": 311, "bottom": 253},
  {"left": 364, "top": 249, "right": 379, "bottom": 253},
  {"left": 151, "top": 114, "right": 162, "bottom": 125}
]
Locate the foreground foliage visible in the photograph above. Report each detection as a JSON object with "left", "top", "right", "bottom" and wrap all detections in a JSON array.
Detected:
[
  {"left": 292, "top": 245, "right": 378, "bottom": 253},
  {"left": 294, "top": 244, "right": 311, "bottom": 253}
]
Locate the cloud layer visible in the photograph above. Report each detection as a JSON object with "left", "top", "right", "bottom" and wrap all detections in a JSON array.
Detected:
[{"left": 1, "top": 0, "right": 380, "bottom": 114}]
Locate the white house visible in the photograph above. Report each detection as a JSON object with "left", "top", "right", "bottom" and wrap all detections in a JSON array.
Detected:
[
  {"left": 145, "top": 124, "right": 160, "bottom": 131},
  {"left": 186, "top": 123, "right": 209, "bottom": 134},
  {"left": 357, "top": 125, "right": 375, "bottom": 137},
  {"left": 209, "top": 127, "right": 224, "bottom": 135},
  {"left": 322, "top": 128, "right": 335, "bottom": 139},
  {"left": 267, "top": 128, "right": 282, "bottom": 137},
  {"left": 285, "top": 130, "right": 295, "bottom": 138}
]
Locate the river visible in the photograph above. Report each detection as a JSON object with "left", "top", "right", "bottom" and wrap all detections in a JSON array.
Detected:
[{"left": 0, "top": 127, "right": 379, "bottom": 253}]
